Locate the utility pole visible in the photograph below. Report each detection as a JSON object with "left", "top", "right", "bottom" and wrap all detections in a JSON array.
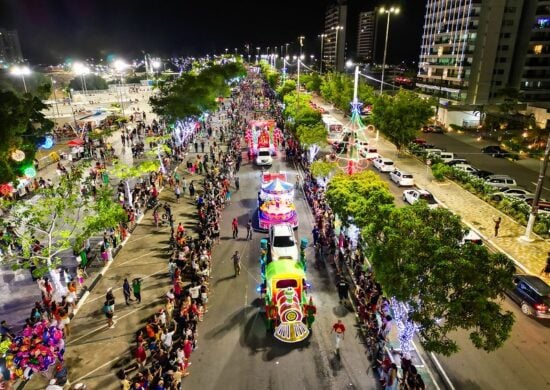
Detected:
[
  {"left": 521, "top": 131, "right": 550, "bottom": 242},
  {"left": 318, "top": 34, "right": 326, "bottom": 74}
]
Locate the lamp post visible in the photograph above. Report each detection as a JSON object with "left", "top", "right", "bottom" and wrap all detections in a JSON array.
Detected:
[
  {"left": 256, "top": 47, "right": 260, "bottom": 64},
  {"left": 50, "top": 77, "right": 61, "bottom": 118},
  {"left": 285, "top": 43, "right": 290, "bottom": 57},
  {"left": 113, "top": 59, "right": 128, "bottom": 116},
  {"left": 318, "top": 33, "right": 327, "bottom": 73},
  {"left": 331, "top": 26, "right": 344, "bottom": 71},
  {"left": 298, "top": 36, "right": 305, "bottom": 58},
  {"left": 10, "top": 65, "right": 31, "bottom": 93},
  {"left": 151, "top": 59, "right": 161, "bottom": 88},
  {"left": 379, "top": 6, "right": 400, "bottom": 94},
  {"left": 73, "top": 62, "right": 90, "bottom": 95}
]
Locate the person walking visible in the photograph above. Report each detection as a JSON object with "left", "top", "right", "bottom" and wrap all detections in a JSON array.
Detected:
[
  {"left": 103, "top": 300, "right": 115, "bottom": 328},
  {"left": 123, "top": 278, "right": 132, "bottom": 305},
  {"left": 232, "top": 218, "right": 239, "bottom": 239},
  {"left": 175, "top": 185, "right": 181, "bottom": 204},
  {"left": 246, "top": 219, "right": 253, "bottom": 240},
  {"left": 540, "top": 252, "right": 550, "bottom": 277},
  {"left": 494, "top": 216, "right": 502, "bottom": 237},
  {"left": 232, "top": 251, "right": 241, "bottom": 277},
  {"left": 132, "top": 278, "right": 142, "bottom": 303},
  {"left": 337, "top": 277, "right": 349, "bottom": 304},
  {"left": 235, "top": 177, "right": 240, "bottom": 191},
  {"left": 331, "top": 319, "right": 346, "bottom": 352},
  {"left": 106, "top": 287, "right": 115, "bottom": 313}
]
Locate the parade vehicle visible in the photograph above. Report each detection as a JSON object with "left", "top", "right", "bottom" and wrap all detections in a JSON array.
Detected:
[
  {"left": 258, "top": 173, "right": 298, "bottom": 231},
  {"left": 245, "top": 119, "right": 282, "bottom": 160},
  {"left": 260, "top": 237, "right": 316, "bottom": 343}
]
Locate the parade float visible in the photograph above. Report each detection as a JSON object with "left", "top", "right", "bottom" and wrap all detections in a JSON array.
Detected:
[
  {"left": 260, "top": 239, "right": 316, "bottom": 343},
  {"left": 245, "top": 120, "right": 283, "bottom": 157},
  {"left": 258, "top": 173, "right": 298, "bottom": 231}
]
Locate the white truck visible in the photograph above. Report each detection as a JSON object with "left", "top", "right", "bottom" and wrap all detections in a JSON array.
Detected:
[{"left": 255, "top": 148, "right": 273, "bottom": 166}]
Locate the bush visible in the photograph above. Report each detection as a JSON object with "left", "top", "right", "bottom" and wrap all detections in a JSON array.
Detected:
[{"left": 431, "top": 163, "right": 450, "bottom": 181}]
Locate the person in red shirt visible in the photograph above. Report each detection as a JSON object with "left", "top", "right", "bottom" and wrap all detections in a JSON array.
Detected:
[{"left": 331, "top": 319, "right": 346, "bottom": 351}]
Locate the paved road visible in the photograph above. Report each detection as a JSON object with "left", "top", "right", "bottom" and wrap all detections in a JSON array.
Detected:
[
  {"left": 420, "top": 131, "right": 550, "bottom": 200},
  {"left": 184, "top": 152, "right": 378, "bottom": 390}
]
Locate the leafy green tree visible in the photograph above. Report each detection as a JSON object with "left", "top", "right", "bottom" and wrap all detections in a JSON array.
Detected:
[
  {"left": 0, "top": 72, "right": 52, "bottom": 99},
  {"left": 368, "top": 203, "right": 515, "bottom": 356},
  {"left": 310, "top": 160, "right": 338, "bottom": 180},
  {"left": 150, "top": 62, "right": 245, "bottom": 121},
  {"left": 2, "top": 170, "right": 126, "bottom": 277},
  {"left": 0, "top": 90, "right": 54, "bottom": 183},
  {"left": 296, "top": 122, "right": 327, "bottom": 162},
  {"left": 301, "top": 73, "right": 322, "bottom": 93},
  {"left": 371, "top": 90, "right": 433, "bottom": 152},
  {"left": 109, "top": 160, "right": 160, "bottom": 206},
  {"left": 69, "top": 74, "right": 108, "bottom": 91},
  {"left": 325, "top": 171, "right": 394, "bottom": 231},
  {"left": 276, "top": 80, "right": 297, "bottom": 99}
]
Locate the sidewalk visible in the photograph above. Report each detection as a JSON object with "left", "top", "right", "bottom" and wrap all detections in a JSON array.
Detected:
[{"left": 312, "top": 96, "right": 550, "bottom": 283}]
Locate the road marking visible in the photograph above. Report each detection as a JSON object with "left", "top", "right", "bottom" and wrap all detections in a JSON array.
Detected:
[
  {"left": 429, "top": 352, "right": 455, "bottom": 390},
  {"left": 71, "top": 355, "right": 121, "bottom": 383},
  {"left": 530, "top": 182, "right": 550, "bottom": 192},
  {"left": 115, "top": 250, "right": 157, "bottom": 266},
  {"left": 83, "top": 269, "right": 166, "bottom": 305},
  {"left": 411, "top": 340, "right": 441, "bottom": 390}
]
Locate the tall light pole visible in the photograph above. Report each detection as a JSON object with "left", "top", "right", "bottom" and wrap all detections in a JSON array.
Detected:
[
  {"left": 285, "top": 43, "right": 290, "bottom": 57},
  {"left": 331, "top": 25, "right": 344, "bottom": 71},
  {"left": 50, "top": 77, "right": 61, "bottom": 118},
  {"left": 318, "top": 33, "right": 327, "bottom": 73},
  {"left": 73, "top": 62, "right": 90, "bottom": 95},
  {"left": 151, "top": 59, "right": 161, "bottom": 88},
  {"left": 380, "top": 6, "right": 400, "bottom": 94},
  {"left": 10, "top": 65, "right": 31, "bottom": 93},
  {"left": 298, "top": 36, "right": 305, "bottom": 58},
  {"left": 521, "top": 132, "right": 550, "bottom": 242},
  {"left": 113, "top": 59, "right": 128, "bottom": 116},
  {"left": 256, "top": 47, "right": 260, "bottom": 64}
]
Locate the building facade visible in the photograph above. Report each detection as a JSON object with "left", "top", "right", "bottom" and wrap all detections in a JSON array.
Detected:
[
  {"left": 323, "top": 0, "right": 348, "bottom": 72},
  {"left": 418, "top": 0, "right": 550, "bottom": 106},
  {"left": 357, "top": 11, "right": 377, "bottom": 63},
  {"left": 0, "top": 29, "right": 23, "bottom": 65}
]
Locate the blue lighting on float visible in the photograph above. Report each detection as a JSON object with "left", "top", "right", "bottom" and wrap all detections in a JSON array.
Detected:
[
  {"left": 41, "top": 136, "right": 54, "bottom": 150},
  {"left": 256, "top": 285, "right": 262, "bottom": 293}
]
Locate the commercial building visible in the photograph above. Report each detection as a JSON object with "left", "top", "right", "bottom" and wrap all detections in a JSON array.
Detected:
[
  {"left": 322, "top": 0, "right": 348, "bottom": 72},
  {"left": 417, "top": 0, "right": 550, "bottom": 106},
  {"left": 0, "top": 29, "right": 23, "bottom": 65},
  {"left": 357, "top": 10, "right": 377, "bottom": 63}
]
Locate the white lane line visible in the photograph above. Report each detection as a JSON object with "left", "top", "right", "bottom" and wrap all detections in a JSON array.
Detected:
[
  {"left": 429, "top": 352, "right": 455, "bottom": 390},
  {"left": 530, "top": 182, "right": 550, "bottom": 192},
  {"left": 412, "top": 340, "right": 441, "bottom": 390},
  {"left": 83, "top": 269, "right": 166, "bottom": 305},
  {"left": 115, "top": 250, "right": 157, "bottom": 266},
  {"left": 71, "top": 356, "right": 121, "bottom": 383}
]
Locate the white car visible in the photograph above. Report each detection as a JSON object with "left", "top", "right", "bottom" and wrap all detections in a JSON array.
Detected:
[
  {"left": 373, "top": 157, "right": 395, "bottom": 172},
  {"left": 490, "top": 187, "right": 534, "bottom": 202},
  {"left": 255, "top": 148, "right": 273, "bottom": 166},
  {"left": 390, "top": 169, "right": 414, "bottom": 187},
  {"left": 359, "top": 147, "right": 380, "bottom": 160},
  {"left": 453, "top": 164, "right": 478, "bottom": 175},
  {"left": 402, "top": 189, "right": 439, "bottom": 208},
  {"left": 269, "top": 224, "right": 299, "bottom": 261}
]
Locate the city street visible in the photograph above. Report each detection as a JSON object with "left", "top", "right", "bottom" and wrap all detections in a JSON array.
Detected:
[{"left": 313, "top": 97, "right": 550, "bottom": 390}]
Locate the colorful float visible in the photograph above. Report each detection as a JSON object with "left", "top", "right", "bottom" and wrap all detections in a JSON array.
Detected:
[
  {"left": 258, "top": 173, "right": 298, "bottom": 230},
  {"left": 245, "top": 120, "right": 282, "bottom": 157},
  {"left": 260, "top": 239, "right": 316, "bottom": 343}
]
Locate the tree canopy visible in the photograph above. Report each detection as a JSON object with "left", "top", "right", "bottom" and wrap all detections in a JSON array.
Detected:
[
  {"left": 276, "top": 80, "right": 297, "bottom": 99},
  {"left": 0, "top": 89, "right": 54, "bottom": 184},
  {"left": 150, "top": 62, "right": 246, "bottom": 121},
  {"left": 367, "top": 203, "right": 515, "bottom": 356},
  {"left": 296, "top": 123, "right": 327, "bottom": 147},
  {"left": 371, "top": 90, "right": 434, "bottom": 152}
]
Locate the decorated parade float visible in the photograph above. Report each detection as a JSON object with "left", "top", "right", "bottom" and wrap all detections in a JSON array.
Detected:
[
  {"left": 258, "top": 172, "right": 298, "bottom": 231},
  {"left": 245, "top": 120, "right": 282, "bottom": 158},
  {"left": 259, "top": 230, "right": 316, "bottom": 343}
]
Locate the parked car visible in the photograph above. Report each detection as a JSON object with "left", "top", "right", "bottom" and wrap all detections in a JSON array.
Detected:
[
  {"left": 482, "top": 145, "right": 510, "bottom": 158},
  {"left": 446, "top": 158, "right": 469, "bottom": 166},
  {"left": 390, "top": 169, "right": 415, "bottom": 186},
  {"left": 423, "top": 148, "right": 444, "bottom": 157},
  {"left": 524, "top": 198, "right": 550, "bottom": 214},
  {"left": 462, "top": 230, "right": 483, "bottom": 245},
  {"left": 373, "top": 157, "right": 395, "bottom": 172},
  {"left": 453, "top": 164, "right": 479, "bottom": 174},
  {"left": 470, "top": 169, "right": 494, "bottom": 179},
  {"left": 485, "top": 175, "right": 517, "bottom": 188},
  {"left": 422, "top": 125, "right": 445, "bottom": 133},
  {"left": 411, "top": 138, "right": 427, "bottom": 146},
  {"left": 491, "top": 187, "right": 534, "bottom": 202},
  {"left": 359, "top": 147, "right": 380, "bottom": 160},
  {"left": 438, "top": 152, "right": 455, "bottom": 163},
  {"left": 269, "top": 223, "right": 299, "bottom": 261},
  {"left": 402, "top": 189, "right": 439, "bottom": 208},
  {"left": 506, "top": 274, "right": 550, "bottom": 318}
]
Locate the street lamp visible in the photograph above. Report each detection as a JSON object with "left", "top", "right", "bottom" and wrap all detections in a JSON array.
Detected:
[
  {"left": 298, "top": 36, "right": 305, "bottom": 58},
  {"left": 50, "top": 77, "right": 61, "bottom": 118},
  {"left": 285, "top": 43, "right": 290, "bottom": 57},
  {"left": 151, "top": 59, "right": 161, "bottom": 87},
  {"left": 73, "top": 62, "right": 90, "bottom": 95},
  {"left": 113, "top": 59, "right": 129, "bottom": 116},
  {"left": 10, "top": 65, "right": 31, "bottom": 93},
  {"left": 379, "top": 6, "right": 400, "bottom": 93},
  {"left": 318, "top": 33, "right": 327, "bottom": 73},
  {"left": 225, "top": 48, "right": 229, "bottom": 55},
  {"left": 331, "top": 26, "right": 344, "bottom": 71},
  {"left": 256, "top": 47, "right": 260, "bottom": 64}
]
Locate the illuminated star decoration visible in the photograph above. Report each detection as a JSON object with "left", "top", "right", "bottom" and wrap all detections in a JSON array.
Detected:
[{"left": 350, "top": 100, "right": 363, "bottom": 116}]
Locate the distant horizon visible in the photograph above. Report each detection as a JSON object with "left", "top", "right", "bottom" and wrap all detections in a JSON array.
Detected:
[{"left": 0, "top": 0, "right": 425, "bottom": 66}]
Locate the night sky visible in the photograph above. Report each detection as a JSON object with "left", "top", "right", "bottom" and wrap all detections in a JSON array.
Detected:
[{"left": 0, "top": 0, "right": 426, "bottom": 65}]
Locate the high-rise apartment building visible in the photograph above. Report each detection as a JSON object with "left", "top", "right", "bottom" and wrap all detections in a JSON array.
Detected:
[
  {"left": 323, "top": 0, "right": 348, "bottom": 72},
  {"left": 357, "top": 11, "right": 377, "bottom": 63},
  {"left": 0, "top": 29, "right": 23, "bottom": 65},
  {"left": 418, "top": 0, "right": 550, "bottom": 106}
]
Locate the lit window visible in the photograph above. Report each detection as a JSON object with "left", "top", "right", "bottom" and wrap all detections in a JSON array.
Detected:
[{"left": 534, "top": 44, "right": 543, "bottom": 55}]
